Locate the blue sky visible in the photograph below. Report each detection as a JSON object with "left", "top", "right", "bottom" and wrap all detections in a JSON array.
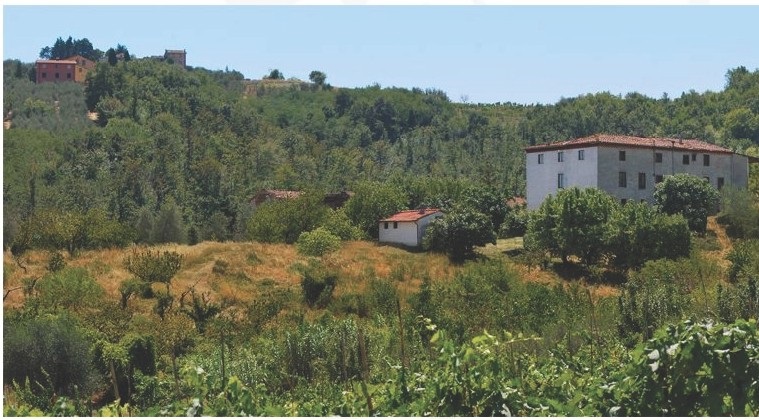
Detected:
[{"left": 3, "top": 4, "right": 759, "bottom": 105}]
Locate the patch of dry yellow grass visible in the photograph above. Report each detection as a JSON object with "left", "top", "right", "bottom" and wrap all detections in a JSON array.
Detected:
[{"left": 3, "top": 237, "right": 626, "bottom": 315}]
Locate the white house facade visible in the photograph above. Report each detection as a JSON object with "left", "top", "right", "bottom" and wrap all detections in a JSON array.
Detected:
[
  {"left": 525, "top": 134, "right": 754, "bottom": 210},
  {"left": 378, "top": 208, "right": 443, "bottom": 247}
]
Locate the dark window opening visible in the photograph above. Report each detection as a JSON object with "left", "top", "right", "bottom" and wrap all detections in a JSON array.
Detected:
[
  {"left": 655, "top": 152, "right": 663, "bottom": 163},
  {"left": 638, "top": 173, "right": 647, "bottom": 189},
  {"left": 393, "top": 222, "right": 398, "bottom": 229},
  {"left": 578, "top": 150, "right": 585, "bottom": 160},
  {"left": 655, "top": 175, "right": 664, "bottom": 184},
  {"left": 703, "top": 154, "right": 710, "bottom": 166},
  {"left": 384, "top": 222, "right": 388, "bottom": 229},
  {"left": 619, "top": 171, "right": 627, "bottom": 188},
  {"left": 619, "top": 151, "right": 626, "bottom": 161},
  {"left": 538, "top": 153, "right": 544, "bottom": 164},
  {"left": 683, "top": 154, "right": 690, "bottom": 165},
  {"left": 718, "top": 177, "right": 725, "bottom": 189},
  {"left": 558, "top": 151, "right": 564, "bottom": 162}
]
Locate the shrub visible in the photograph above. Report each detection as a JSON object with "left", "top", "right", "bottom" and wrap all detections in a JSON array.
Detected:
[
  {"left": 296, "top": 227, "right": 341, "bottom": 257},
  {"left": 3, "top": 314, "right": 98, "bottom": 396},
  {"left": 298, "top": 260, "right": 338, "bottom": 308},
  {"left": 726, "top": 239, "right": 759, "bottom": 282},
  {"left": 320, "top": 208, "right": 364, "bottom": 240},
  {"left": 46, "top": 251, "right": 66, "bottom": 272},
  {"left": 212, "top": 259, "right": 229, "bottom": 275},
  {"left": 36, "top": 267, "right": 104, "bottom": 312},
  {"left": 719, "top": 187, "right": 759, "bottom": 239}
]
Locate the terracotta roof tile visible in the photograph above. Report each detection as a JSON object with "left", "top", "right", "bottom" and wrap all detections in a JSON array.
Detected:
[
  {"left": 381, "top": 208, "right": 441, "bottom": 222},
  {"left": 524, "top": 134, "right": 734, "bottom": 154}
]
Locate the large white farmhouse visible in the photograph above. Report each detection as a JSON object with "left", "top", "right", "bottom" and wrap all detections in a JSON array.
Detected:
[
  {"left": 525, "top": 134, "right": 755, "bottom": 210},
  {"left": 378, "top": 208, "right": 443, "bottom": 247}
]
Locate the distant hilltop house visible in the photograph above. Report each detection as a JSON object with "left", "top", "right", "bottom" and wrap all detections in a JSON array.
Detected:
[
  {"left": 379, "top": 208, "right": 443, "bottom": 248},
  {"left": 164, "top": 49, "right": 186, "bottom": 68},
  {"left": 249, "top": 189, "right": 353, "bottom": 210},
  {"left": 35, "top": 55, "right": 95, "bottom": 84},
  {"left": 524, "top": 134, "right": 758, "bottom": 210}
]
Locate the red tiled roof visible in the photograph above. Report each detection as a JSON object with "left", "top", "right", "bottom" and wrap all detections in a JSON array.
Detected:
[
  {"left": 35, "top": 60, "right": 77, "bottom": 65},
  {"left": 524, "top": 134, "right": 734, "bottom": 154},
  {"left": 381, "top": 208, "right": 441, "bottom": 222}
]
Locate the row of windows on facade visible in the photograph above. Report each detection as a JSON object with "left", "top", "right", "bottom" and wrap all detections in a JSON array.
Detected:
[
  {"left": 39, "top": 64, "right": 73, "bottom": 69},
  {"left": 40, "top": 72, "right": 72, "bottom": 80},
  {"left": 383, "top": 222, "right": 399, "bottom": 229},
  {"left": 555, "top": 172, "right": 725, "bottom": 190},
  {"left": 538, "top": 150, "right": 712, "bottom": 166}
]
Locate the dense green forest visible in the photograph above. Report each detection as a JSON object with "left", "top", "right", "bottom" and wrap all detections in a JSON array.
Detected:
[
  {"left": 4, "top": 53, "right": 759, "bottom": 416},
  {"left": 4, "top": 58, "right": 759, "bottom": 249}
]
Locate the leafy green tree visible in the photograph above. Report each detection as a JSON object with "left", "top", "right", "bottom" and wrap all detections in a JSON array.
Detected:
[
  {"left": 265, "top": 69, "right": 284, "bottom": 80},
  {"left": 124, "top": 249, "right": 183, "bottom": 294},
  {"left": 309, "top": 71, "right": 327, "bottom": 88},
  {"left": 460, "top": 185, "right": 508, "bottom": 231},
  {"left": 654, "top": 173, "right": 719, "bottom": 233},
  {"left": 152, "top": 198, "right": 185, "bottom": 244},
  {"left": 247, "top": 191, "right": 329, "bottom": 244},
  {"left": 296, "top": 227, "right": 342, "bottom": 257},
  {"left": 525, "top": 187, "right": 617, "bottom": 265},
  {"left": 344, "top": 181, "right": 407, "bottom": 239},
  {"left": 424, "top": 205, "right": 496, "bottom": 263}
]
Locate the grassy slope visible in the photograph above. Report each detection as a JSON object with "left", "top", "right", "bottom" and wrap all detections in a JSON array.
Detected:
[
  {"left": 4, "top": 219, "right": 733, "bottom": 316},
  {"left": 3, "top": 241, "right": 460, "bottom": 314}
]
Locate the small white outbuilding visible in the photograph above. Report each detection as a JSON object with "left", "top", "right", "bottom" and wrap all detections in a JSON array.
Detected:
[{"left": 378, "top": 208, "right": 443, "bottom": 248}]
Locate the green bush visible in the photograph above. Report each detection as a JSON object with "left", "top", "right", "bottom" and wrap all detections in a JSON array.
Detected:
[
  {"left": 726, "top": 239, "right": 759, "bottom": 282},
  {"left": 298, "top": 260, "right": 339, "bottom": 308},
  {"left": 46, "top": 251, "right": 66, "bottom": 272},
  {"left": 296, "top": 227, "right": 341, "bottom": 257},
  {"left": 3, "top": 314, "right": 98, "bottom": 396},
  {"left": 36, "top": 267, "right": 104, "bottom": 312},
  {"left": 320, "top": 208, "right": 364, "bottom": 240}
]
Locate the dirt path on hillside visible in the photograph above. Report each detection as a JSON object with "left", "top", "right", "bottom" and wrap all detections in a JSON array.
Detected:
[{"left": 708, "top": 216, "right": 732, "bottom": 256}]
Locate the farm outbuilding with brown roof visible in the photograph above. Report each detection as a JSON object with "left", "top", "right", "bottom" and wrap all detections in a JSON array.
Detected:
[{"left": 378, "top": 208, "right": 443, "bottom": 248}]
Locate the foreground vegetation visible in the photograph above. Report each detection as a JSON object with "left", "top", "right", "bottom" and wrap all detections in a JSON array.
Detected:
[
  {"left": 4, "top": 42, "right": 759, "bottom": 415},
  {"left": 4, "top": 211, "right": 759, "bottom": 415}
]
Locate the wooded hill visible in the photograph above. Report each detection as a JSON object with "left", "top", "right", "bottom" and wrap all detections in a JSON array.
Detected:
[
  {"left": 3, "top": 58, "right": 759, "bottom": 248},
  {"left": 5, "top": 56, "right": 759, "bottom": 416}
]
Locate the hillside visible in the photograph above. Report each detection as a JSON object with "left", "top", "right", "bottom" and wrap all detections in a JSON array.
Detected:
[
  {"left": 4, "top": 56, "right": 759, "bottom": 416},
  {"left": 4, "top": 237, "right": 590, "bottom": 313}
]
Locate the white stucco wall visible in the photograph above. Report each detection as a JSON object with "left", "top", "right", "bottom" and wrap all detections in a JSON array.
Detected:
[
  {"left": 379, "top": 221, "right": 419, "bottom": 246},
  {"left": 597, "top": 146, "right": 749, "bottom": 204},
  {"left": 378, "top": 212, "right": 442, "bottom": 247},
  {"left": 526, "top": 147, "right": 598, "bottom": 209}
]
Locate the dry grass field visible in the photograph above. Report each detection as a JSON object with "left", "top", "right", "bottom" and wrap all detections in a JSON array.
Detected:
[
  {"left": 3, "top": 240, "right": 464, "bottom": 314},
  {"left": 2, "top": 235, "right": 634, "bottom": 317}
]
